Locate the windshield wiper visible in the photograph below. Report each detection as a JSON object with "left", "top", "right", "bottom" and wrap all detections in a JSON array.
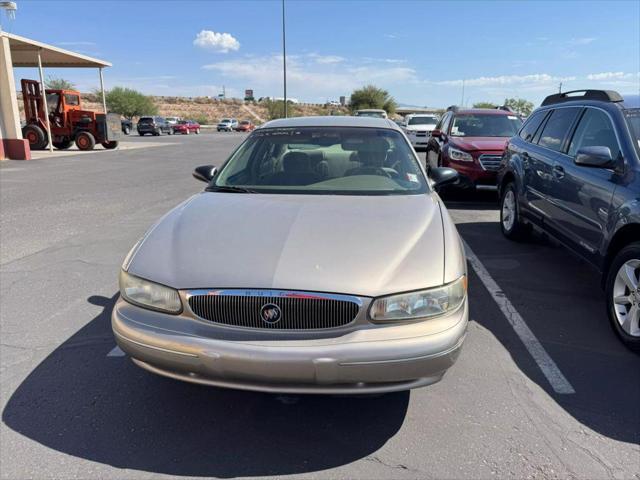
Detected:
[{"left": 207, "top": 185, "right": 258, "bottom": 194}]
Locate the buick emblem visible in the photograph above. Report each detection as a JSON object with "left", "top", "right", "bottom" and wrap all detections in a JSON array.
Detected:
[{"left": 260, "top": 303, "right": 282, "bottom": 324}]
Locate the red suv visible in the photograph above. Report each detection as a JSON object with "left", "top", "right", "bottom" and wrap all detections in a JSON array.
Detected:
[
  {"left": 172, "top": 120, "right": 201, "bottom": 135},
  {"left": 426, "top": 108, "right": 522, "bottom": 189}
]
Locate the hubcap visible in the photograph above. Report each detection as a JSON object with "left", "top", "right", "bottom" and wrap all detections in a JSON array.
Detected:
[
  {"left": 502, "top": 190, "right": 516, "bottom": 231},
  {"left": 613, "top": 259, "right": 640, "bottom": 337}
]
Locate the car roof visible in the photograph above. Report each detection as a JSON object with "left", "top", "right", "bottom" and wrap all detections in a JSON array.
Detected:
[
  {"left": 454, "top": 109, "right": 514, "bottom": 116},
  {"left": 260, "top": 115, "right": 400, "bottom": 130}
]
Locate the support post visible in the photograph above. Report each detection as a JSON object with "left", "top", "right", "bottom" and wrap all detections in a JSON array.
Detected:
[
  {"left": 99, "top": 67, "right": 107, "bottom": 113},
  {"left": 37, "top": 48, "right": 53, "bottom": 152},
  {"left": 282, "top": 0, "right": 287, "bottom": 118}
]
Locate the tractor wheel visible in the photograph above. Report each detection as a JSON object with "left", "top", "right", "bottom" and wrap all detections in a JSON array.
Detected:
[
  {"left": 22, "top": 125, "right": 48, "bottom": 150},
  {"left": 102, "top": 141, "right": 119, "bottom": 150},
  {"left": 53, "top": 139, "right": 73, "bottom": 150},
  {"left": 75, "top": 131, "right": 96, "bottom": 151}
]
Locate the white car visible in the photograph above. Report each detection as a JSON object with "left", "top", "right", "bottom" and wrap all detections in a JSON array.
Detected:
[
  {"left": 165, "top": 116, "right": 181, "bottom": 126},
  {"left": 404, "top": 114, "right": 439, "bottom": 150}
]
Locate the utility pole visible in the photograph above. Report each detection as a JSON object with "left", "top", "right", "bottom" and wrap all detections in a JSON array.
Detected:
[
  {"left": 558, "top": 82, "right": 562, "bottom": 93},
  {"left": 282, "top": 0, "right": 287, "bottom": 118}
]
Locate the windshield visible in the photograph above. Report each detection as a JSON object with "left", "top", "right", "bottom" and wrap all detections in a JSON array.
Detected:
[
  {"left": 625, "top": 109, "right": 640, "bottom": 155},
  {"left": 220, "top": 119, "right": 231, "bottom": 123},
  {"left": 177, "top": 120, "right": 188, "bottom": 125},
  {"left": 356, "top": 111, "right": 385, "bottom": 118},
  {"left": 212, "top": 127, "right": 428, "bottom": 195},
  {"left": 408, "top": 116, "right": 438, "bottom": 126},
  {"left": 451, "top": 114, "right": 522, "bottom": 137}
]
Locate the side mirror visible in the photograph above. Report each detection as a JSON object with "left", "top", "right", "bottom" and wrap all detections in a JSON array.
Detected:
[
  {"left": 429, "top": 167, "right": 459, "bottom": 188},
  {"left": 193, "top": 165, "right": 217, "bottom": 183},
  {"left": 430, "top": 129, "right": 442, "bottom": 138},
  {"left": 575, "top": 146, "right": 615, "bottom": 168}
]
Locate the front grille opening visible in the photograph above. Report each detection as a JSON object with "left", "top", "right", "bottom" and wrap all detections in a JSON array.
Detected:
[{"left": 188, "top": 294, "right": 360, "bottom": 330}]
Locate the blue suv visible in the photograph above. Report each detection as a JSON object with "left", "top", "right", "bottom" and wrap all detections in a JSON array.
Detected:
[{"left": 498, "top": 90, "right": 640, "bottom": 351}]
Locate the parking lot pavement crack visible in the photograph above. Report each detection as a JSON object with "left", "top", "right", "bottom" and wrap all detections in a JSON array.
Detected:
[
  {"left": 364, "top": 455, "right": 433, "bottom": 478},
  {"left": 562, "top": 433, "right": 624, "bottom": 479}
]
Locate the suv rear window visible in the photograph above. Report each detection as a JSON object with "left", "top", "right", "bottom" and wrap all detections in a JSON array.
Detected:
[
  {"left": 139, "top": 117, "right": 153, "bottom": 124},
  {"left": 537, "top": 108, "right": 581, "bottom": 152}
]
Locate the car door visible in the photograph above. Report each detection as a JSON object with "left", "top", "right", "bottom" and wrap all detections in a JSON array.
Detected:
[
  {"left": 524, "top": 107, "right": 581, "bottom": 222},
  {"left": 551, "top": 107, "right": 621, "bottom": 256},
  {"left": 426, "top": 112, "right": 452, "bottom": 169}
]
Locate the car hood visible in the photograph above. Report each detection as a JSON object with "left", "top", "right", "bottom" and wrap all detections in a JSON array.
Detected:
[
  {"left": 405, "top": 124, "right": 437, "bottom": 131},
  {"left": 127, "top": 192, "right": 447, "bottom": 297},
  {"left": 449, "top": 136, "right": 509, "bottom": 151}
]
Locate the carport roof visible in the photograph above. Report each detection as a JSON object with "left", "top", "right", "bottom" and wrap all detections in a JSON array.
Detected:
[{"left": 2, "top": 32, "right": 111, "bottom": 68}]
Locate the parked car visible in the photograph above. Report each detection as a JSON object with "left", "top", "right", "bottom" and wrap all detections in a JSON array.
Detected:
[
  {"left": 235, "top": 120, "right": 255, "bottom": 132},
  {"left": 404, "top": 114, "right": 440, "bottom": 150},
  {"left": 425, "top": 108, "right": 522, "bottom": 189},
  {"left": 121, "top": 118, "right": 133, "bottom": 135},
  {"left": 355, "top": 109, "right": 388, "bottom": 119},
  {"left": 137, "top": 116, "right": 173, "bottom": 136},
  {"left": 165, "top": 116, "right": 181, "bottom": 126},
  {"left": 217, "top": 118, "right": 238, "bottom": 132},
  {"left": 113, "top": 116, "right": 467, "bottom": 394},
  {"left": 172, "top": 120, "right": 201, "bottom": 135},
  {"left": 498, "top": 90, "right": 640, "bottom": 351}
]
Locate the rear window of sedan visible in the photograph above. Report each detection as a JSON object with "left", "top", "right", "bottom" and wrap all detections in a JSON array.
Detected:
[{"left": 212, "top": 127, "right": 428, "bottom": 195}]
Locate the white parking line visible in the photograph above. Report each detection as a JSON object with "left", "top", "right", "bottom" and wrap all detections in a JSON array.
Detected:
[
  {"left": 464, "top": 241, "right": 575, "bottom": 395},
  {"left": 107, "top": 346, "right": 125, "bottom": 357}
]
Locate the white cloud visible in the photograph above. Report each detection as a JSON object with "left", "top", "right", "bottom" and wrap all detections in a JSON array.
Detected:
[
  {"left": 435, "top": 73, "right": 575, "bottom": 88},
  {"left": 569, "top": 37, "right": 596, "bottom": 45},
  {"left": 309, "top": 54, "right": 345, "bottom": 64},
  {"left": 193, "top": 30, "right": 240, "bottom": 53},
  {"left": 587, "top": 71, "right": 637, "bottom": 80},
  {"left": 202, "top": 54, "right": 417, "bottom": 102}
]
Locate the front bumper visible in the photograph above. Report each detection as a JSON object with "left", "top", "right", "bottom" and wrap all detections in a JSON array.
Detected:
[{"left": 112, "top": 297, "right": 468, "bottom": 394}]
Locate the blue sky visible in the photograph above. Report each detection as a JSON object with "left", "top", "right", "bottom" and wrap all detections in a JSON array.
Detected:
[{"left": 4, "top": 0, "right": 639, "bottom": 107}]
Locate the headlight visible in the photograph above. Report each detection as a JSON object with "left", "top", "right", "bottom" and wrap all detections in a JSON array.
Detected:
[
  {"left": 370, "top": 276, "right": 467, "bottom": 322},
  {"left": 119, "top": 270, "right": 182, "bottom": 313},
  {"left": 448, "top": 148, "right": 473, "bottom": 162}
]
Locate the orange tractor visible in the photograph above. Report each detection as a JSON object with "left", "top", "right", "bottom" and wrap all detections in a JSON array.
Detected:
[{"left": 21, "top": 79, "right": 121, "bottom": 151}]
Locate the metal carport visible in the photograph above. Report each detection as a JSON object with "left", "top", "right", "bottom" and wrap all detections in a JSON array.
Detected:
[{"left": 0, "top": 32, "right": 111, "bottom": 159}]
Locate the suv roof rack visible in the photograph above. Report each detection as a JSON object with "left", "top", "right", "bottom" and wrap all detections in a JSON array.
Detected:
[{"left": 541, "top": 89, "right": 623, "bottom": 106}]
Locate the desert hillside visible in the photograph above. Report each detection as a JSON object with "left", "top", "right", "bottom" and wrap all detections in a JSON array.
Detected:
[{"left": 17, "top": 92, "right": 349, "bottom": 125}]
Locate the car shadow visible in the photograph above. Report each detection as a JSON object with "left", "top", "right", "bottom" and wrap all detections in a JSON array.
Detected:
[
  {"left": 2, "top": 294, "right": 409, "bottom": 478},
  {"left": 457, "top": 221, "right": 640, "bottom": 445}
]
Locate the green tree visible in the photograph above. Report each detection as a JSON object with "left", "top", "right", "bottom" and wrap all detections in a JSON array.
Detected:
[
  {"left": 105, "top": 87, "right": 157, "bottom": 119},
  {"left": 264, "top": 99, "right": 298, "bottom": 120},
  {"left": 504, "top": 97, "right": 534, "bottom": 116},
  {"left": 473, "top": 101, "right": 498, "bottom": 109},
  {"left": 349, "top": 85, "right": 397, "bottom": 115},
  {"left": 45, "top": 76, "right": 75, "bottom": 90}
]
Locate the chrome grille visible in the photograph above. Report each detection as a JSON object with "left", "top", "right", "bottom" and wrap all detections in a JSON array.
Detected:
[
  {"left": 187, "top": 289, "right": 361, "bottom": 330},
  {"left": 479, "top": 154, "right": 502, "bottom": 171}
]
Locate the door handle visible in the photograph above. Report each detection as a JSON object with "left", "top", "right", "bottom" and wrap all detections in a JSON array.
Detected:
[{"left": 553, "top": 165, "right": 565, "bottom": 179}]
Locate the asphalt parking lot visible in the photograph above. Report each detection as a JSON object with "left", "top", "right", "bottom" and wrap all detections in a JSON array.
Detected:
[{"left": 1, "top": 132, "right": 638, "bottom": 479}]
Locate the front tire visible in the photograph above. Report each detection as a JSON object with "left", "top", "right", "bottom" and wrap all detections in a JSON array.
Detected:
[
  {"left": 606, "top": 243, "right": 640, "bottom": 352},
  {"left": 500, "top": 182, "right": 529, "bottom": 241},
  {"left": 22, "top": 125, "right": 48, "bottom": 150},
  {"left": 195, "top": 128, "right": 200, "bottom": 134},
  {"left": 75, "top": 131, "right": 96, "bottom": 151}
]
